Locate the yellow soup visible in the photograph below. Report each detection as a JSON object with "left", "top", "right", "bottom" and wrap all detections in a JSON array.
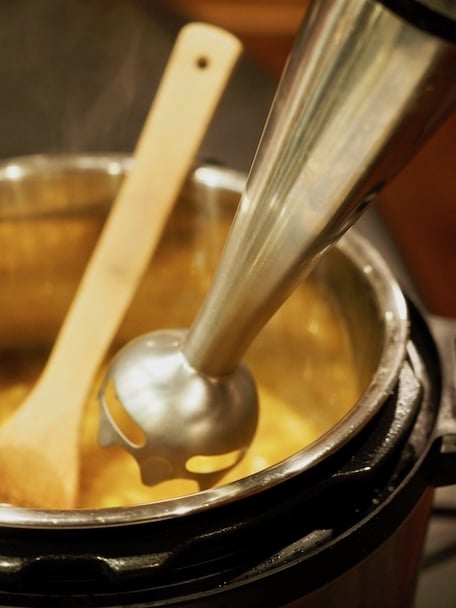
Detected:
[{"left": 0, "top": 278, "right": 359, "bottom": 509}]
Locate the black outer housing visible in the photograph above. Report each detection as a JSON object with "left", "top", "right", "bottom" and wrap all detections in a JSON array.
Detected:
[
  {"left": 0, "top": 302, "right": 452, "bottom": 607},
  {"left": 377, "top": 0, "right": 456, "bottom": 43}
]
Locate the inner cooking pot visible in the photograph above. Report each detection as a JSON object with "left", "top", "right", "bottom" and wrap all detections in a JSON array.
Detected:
[
  {"left": 2, "top": 154, "right": 453, "bottom": 608},
  {"left": 0, "top": 153, "right": 408, "bottom": 525}
]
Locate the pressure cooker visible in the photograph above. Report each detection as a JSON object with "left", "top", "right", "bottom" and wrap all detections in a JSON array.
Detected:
[{"left": 0, "top": 154, "right": 455, "bottom": 607}]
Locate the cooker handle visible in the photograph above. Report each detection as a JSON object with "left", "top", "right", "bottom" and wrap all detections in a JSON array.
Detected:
[
  {"left": 0, "top": 550, "right": 177, "bottom": 585},
  {"left": 426, "top": 314, "right": 456, "bottom": 486}
]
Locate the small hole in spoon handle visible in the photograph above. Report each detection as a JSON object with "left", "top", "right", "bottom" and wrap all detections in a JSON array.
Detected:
[{"left": 196, "top": 55, "right": 210, "bottom": 69}]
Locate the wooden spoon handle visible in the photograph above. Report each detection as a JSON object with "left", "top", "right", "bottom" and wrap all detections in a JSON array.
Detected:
[
  {"left": 0, "top": 24, "right": 241, "bottom": 509},
  {"left": 41, "top": 23, "right": 242, "bottom": 401}
]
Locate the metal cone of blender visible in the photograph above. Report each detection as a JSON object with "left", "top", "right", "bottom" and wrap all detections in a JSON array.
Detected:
[{"left": 99, "top": 0, "right": 456, "bottom": 487}]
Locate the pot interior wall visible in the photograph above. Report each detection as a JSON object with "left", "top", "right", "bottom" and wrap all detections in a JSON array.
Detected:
[{"left": 0, "top": 155, "right": 383, "bottom": 382}]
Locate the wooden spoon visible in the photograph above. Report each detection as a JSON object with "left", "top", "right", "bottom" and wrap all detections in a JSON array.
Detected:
[{"left": 0, "top": 23, "right": 242, "bottom": 509}]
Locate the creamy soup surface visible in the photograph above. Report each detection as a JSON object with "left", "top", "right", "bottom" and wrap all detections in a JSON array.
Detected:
[{"left": 0, "top": 195, "right": 360, "bottom": 509}]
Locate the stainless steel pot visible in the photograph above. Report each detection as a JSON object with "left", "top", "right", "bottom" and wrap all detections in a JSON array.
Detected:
[{"left": 0, "top": 154, "right": 454, "bottom": 607}]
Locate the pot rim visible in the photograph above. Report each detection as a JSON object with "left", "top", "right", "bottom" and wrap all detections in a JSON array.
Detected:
[{"left": 0, "top": 154, "right": 409, "bottom": 528}]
